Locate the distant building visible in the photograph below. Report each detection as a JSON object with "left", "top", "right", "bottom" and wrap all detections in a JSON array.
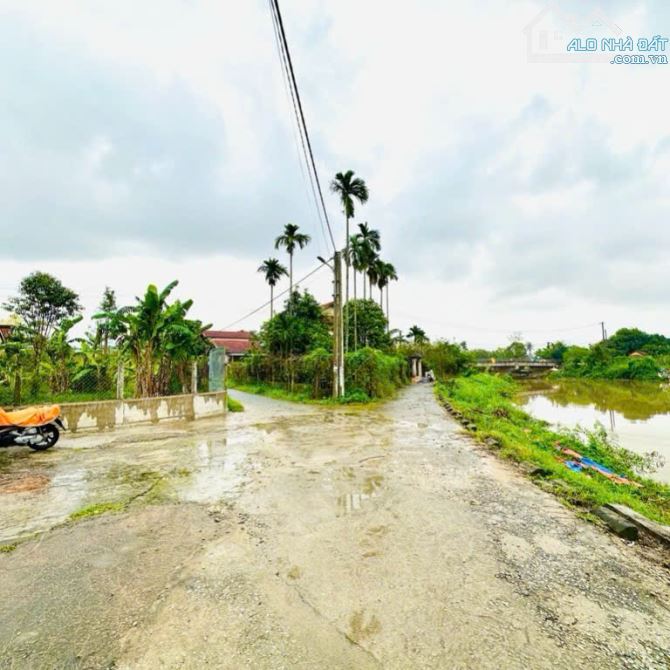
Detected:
[
  {"left": 0, "top": 316, "right": 20, "bottom": 343},
  {"left": 321, "top": 301, "right": 334, "bottom": 320},
  {"left": 204, "top": 330, "right": 253, "bottom": 360}
]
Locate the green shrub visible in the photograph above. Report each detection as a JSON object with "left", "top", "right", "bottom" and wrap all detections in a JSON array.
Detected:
[
  {"left": 345, "top": 347, "right": 407, "bottom": 399},
  {"left": 227, "top": 395, "right": 244, "bottom": 412}
]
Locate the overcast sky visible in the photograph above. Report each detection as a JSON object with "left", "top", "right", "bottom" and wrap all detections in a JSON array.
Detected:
[{"left": 0, "top": 0, "right": 668, "bottom": 349}]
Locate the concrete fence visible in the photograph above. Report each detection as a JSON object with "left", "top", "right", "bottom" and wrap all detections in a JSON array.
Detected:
[{"left": 59, "top": 390, "right": 228, "bottom": 433}]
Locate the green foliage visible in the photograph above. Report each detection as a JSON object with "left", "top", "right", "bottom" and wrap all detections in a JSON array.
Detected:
[
  {"left": 0, "top": 273, "right": 213, "bottom": 405},
  {"left": 96, "top": 287, "right": 118, "bottom": 351},
  {"left": 330, "top": 170, "right": 369, "bottom": 220},
  {"left": 536, "top": 341, "right": 569, "bottom": 363},
  {"left": 606, "top": 328, "right": 670, "bottom": 357},
  {"left": 230, "top": 346, "right": 408, "bottom": 401},
  {"left": 418, "top": 340, "right": 473, "bottom": 377},
  {"left": 345, "top": 347, "right": 407, "bottom": 399},
  {"left": 560, "top": 342, "right": 663, "bottom": 380},
  {"left": 227, "top": 395, "right": 244, "bottom": 412},
  {"left": 3, "top": 272, "right": 81, "bottom": 345},
  {"left": 302, "top": 347, "right": 333, "bottom": 398},
  {"left": 346, "top": 299, "right": 389, "bottom": 350},
  {"left": 258, "top": 290, "right": 330, "bottom": 356},
  {"left": 436, "top": 374, "right": 670, "bottom": 524},
  {"left": 69, "top": 501, "right": 126, "bottom": 520},
  {"left": 95, "top": 281, "right": 211, "bottom": 397},
  {"left": 407, "top": 325, "right": 428, "bottom": 343},
  {"left": 257, "top": 258, "right": 288, "bottom": 287}
]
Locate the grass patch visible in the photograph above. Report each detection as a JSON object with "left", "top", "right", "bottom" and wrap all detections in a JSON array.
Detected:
[
  {"left": 229, "top": 381, "right": 376, "bottom": 406},
  {"left": 227, "top": 395, "right": 244, "bottom": 412},
  {"left": 69, "top": 501, "right": 126, "bottom": 521},
  {"left": 436, "top": 373, "right": 670, "bottom": 525},
  {"left": 0, "top": 544, "right": 17, "bottom": 553}
]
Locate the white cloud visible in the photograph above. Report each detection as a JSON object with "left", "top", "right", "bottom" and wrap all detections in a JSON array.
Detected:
[{"left": 0, "top": 0, "right": 669, "bottom": 347}]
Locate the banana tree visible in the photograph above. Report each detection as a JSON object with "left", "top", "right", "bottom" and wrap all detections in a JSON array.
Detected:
[
  {"left": 95, "top": 281, "right": 211, "bottom": 397},
  {"left": 46, "top": 315, "right": 83, "bottom": 394}
]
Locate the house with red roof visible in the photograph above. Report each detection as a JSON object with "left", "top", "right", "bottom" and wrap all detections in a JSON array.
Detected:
[{"left": 204, "top": 330, "right": 253, "bottom": 359}]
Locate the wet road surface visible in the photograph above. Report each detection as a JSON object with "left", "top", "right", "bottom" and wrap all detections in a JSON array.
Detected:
[{"left": 1, "top": 385, "right": 669, "bottom": 669}]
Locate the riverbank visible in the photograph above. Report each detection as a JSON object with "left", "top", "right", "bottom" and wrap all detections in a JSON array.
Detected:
[
  {"left": 436, "top": 374, "right": 670, "bottom": 527},
  {"left": 517, "top": 378, "right": 670, "bottom": 484}
]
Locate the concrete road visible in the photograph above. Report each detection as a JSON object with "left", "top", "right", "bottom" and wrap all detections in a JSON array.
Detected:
[{"left": 0, "top": 385, "right": 669, "bottom": 669}]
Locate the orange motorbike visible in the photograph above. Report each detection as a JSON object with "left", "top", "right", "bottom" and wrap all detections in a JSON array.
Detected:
[{"left": 0, "top": 405, "right": 64, "bottom": 450}]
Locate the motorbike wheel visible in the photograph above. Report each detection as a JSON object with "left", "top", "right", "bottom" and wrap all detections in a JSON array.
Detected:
[{"left": 29, "top": 425, "right": 60, "bottom": 451}]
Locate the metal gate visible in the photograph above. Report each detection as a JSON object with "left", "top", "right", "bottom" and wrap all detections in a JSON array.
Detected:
[{"left": 208, "top": 348, "right": 226, "bottom": 392}]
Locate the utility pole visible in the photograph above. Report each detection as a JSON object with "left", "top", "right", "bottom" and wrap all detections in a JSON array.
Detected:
[
  {"left": 600, "top": 321, "right": 607, "bottom": 342},
  {"left": 320, "top": 253, "right": 345, "bottom": 399},
  {"left": 332, "top": 251, "right": 345, "bottom": 398}
]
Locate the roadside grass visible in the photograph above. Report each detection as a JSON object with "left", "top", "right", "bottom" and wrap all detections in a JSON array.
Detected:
[
  {"left": 0, "top": 543, "right": 17, "bottom": 553},
  {"left": 228, "top": 381, "right": 375, "bottom": 405},
  {"left": 436, "top": 373, "right": 670, "bottom": 525},
  {"left": 69, "top": 501, "right": 126, "bottom": 520},
  {"left": 227, "top": 395, "right": 244, "bottom": 412},
  {"left": 68, "top": 467, "right": 184, "bottom": 522}
]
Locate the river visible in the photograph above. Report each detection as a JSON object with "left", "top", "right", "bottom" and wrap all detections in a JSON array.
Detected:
[{"left": 517, "top": 378, "right": 670, "bottom": 484}]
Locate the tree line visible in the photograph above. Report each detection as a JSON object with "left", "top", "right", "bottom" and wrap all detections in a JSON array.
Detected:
[{"left": 0, "top": 272, "right": 211, "bottom": 405}]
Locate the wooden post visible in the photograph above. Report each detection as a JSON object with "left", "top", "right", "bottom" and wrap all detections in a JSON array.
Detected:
[{"left": 116, "top": 359, "right": 124, "bottom": 400}]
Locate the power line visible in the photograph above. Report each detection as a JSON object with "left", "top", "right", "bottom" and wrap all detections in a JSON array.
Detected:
[
  {"left": 268, "top": 0, "right": 336, "bottom": 252},
  {"left": 268, "top": 0, "right": 328, "bottom": 256},
  {"left": 222, "top": 261, "right": 329, "bottom": 330},
  {"left": 394, "top": 311, "right": 601, "bottom": 335}
]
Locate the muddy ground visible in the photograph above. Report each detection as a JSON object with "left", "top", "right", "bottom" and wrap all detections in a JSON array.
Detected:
[{"left": 1, "top": 385, "right": 669, "bottom": 669}]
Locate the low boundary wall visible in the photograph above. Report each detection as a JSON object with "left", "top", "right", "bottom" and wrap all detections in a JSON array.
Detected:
[{"left": 59, "top": 390, "right": 228, "bottom": 433}]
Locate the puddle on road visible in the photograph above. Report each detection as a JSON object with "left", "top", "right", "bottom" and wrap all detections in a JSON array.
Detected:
[
  {"left": 175, "top": 436, "right": 249, "bottom": 504},
  {"left": 0, "top": 467, "right": 88, "bottom": 542},
  {"left": 337, "top": 473, "right": 384, "bottom": 516},
  {"left": 0, "top": 426, "right": 259, "bottom": 543}
]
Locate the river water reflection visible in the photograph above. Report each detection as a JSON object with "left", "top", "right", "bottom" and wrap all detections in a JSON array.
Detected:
[{"left": 517, "top": 379, "right": 670, "bottom": 484}]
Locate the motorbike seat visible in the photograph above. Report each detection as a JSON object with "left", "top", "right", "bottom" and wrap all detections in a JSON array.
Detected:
[{"left": 0, "top": 405, "right": 61, "bottom": 427}]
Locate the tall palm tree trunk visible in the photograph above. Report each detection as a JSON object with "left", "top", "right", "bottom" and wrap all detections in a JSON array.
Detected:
[
  {"left": 270, "top": 285, "right": 274, "bottom": 319},
  {"left": 362, "top": 271, "right": 366, "bottom": 300},
  {"left": 353, "top": 270, "right": 357, "bottom": 350},
  {"left": 386, "top": 286, "right": 390, "bottom": 333},
  {"left": 289, "top": 252, "right": 293, "bottom": 296},
  {"left": 345, "top": 216, "right": 350, "bottom": 353}
]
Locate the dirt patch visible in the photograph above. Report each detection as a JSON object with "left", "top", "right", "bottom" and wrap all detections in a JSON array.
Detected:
[
  {"left": 0, "top": 472, "right": 50, "bottom": 494},
  {"left": 0, "top": 503, "right": 225, "bottom": 669}
]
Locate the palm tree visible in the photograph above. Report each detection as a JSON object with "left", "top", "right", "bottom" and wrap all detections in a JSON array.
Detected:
[
  {"left": 346, "top": 235, "right": 363, "bottom": 349},
  {"left": 258, "top": 258, "right": 288, "bottom": 318},
  {"left": 356, "top": 222, "right": 381, "bottom": 299},
  {"left": 274, "top": 223, "right": 311, "bottom": 297},
  {"left": 408, "top": 325, "right": 428, "bottom": 344},
  {"left": 378, "top": 261, "right": 398, "bottom": 329},
  {"left": 330, "top": 171, "right": 369, "bottom": 350},
  {"left": 367, "top": 257, "right": 382, "bottom": 299}
]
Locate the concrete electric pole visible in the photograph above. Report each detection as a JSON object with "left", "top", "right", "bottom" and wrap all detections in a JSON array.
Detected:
[
  {"left": 332, "top": 251, "right": 345, "bottom": 398},
  {"left": 319, "top": 252, "right": 345, "bottom": 399}
]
